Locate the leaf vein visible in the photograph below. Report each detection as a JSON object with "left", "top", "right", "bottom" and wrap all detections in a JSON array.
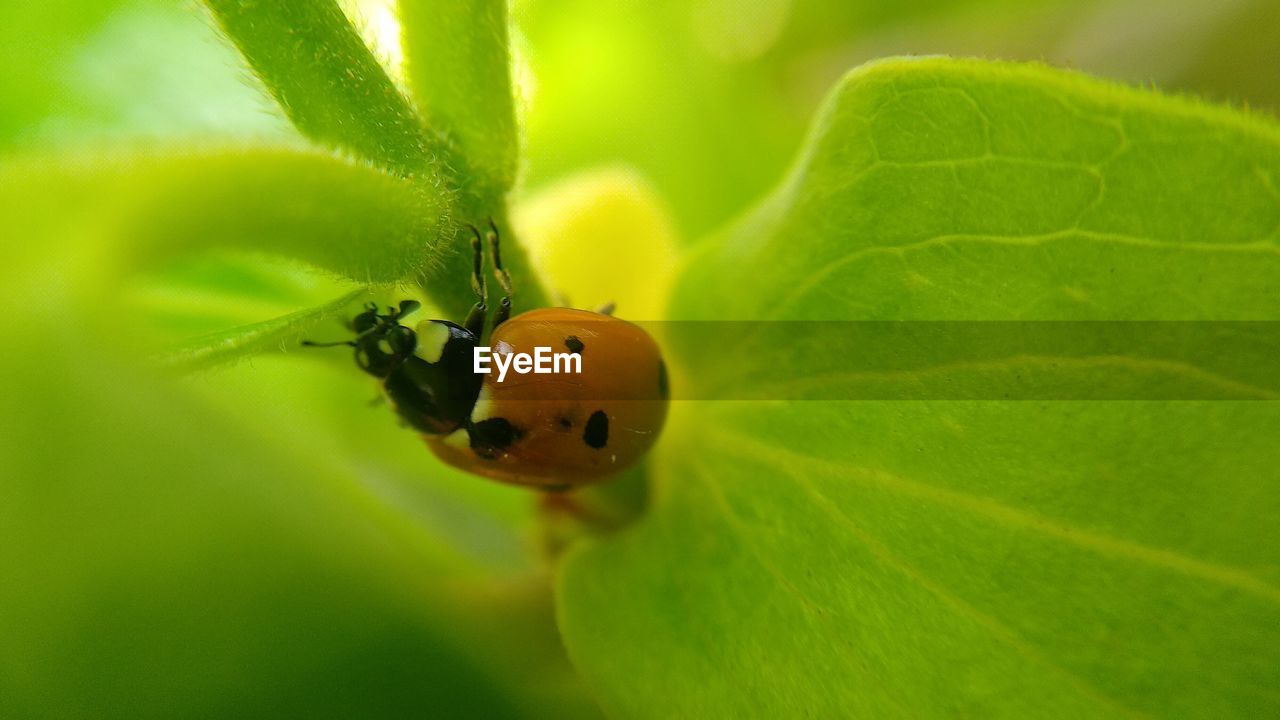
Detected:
[
  {"left": 713, "top": 435, "right": 1149, "bottom": 719},
  {"left": 709, "top": 428, "right": 1280, "bottom": 606},
  {"left": 768, "top": 229, "right": 1280, "bottom": 321}
]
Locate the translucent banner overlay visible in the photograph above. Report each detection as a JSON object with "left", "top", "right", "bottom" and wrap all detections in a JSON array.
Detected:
[{"left": 484, "top": 321, "right": 1280, "bottom": 400}]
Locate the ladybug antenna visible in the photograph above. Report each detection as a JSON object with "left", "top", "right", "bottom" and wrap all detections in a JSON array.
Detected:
[{"left": 301, "top": 339, "right": 356, "bottom": 348}]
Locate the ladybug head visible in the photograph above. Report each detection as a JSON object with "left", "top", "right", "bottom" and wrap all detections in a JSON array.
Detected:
[
  {"left": 303, "top": 300, "right": 421, "bottom": 379},
  {"left": 350, "top": 301, "right": 420, "bottom": 379},
  {"left": 304, "top": 299, "right": 484, "bottom": 435}
]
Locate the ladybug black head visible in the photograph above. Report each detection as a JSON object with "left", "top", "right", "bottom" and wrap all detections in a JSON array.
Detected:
[
  {"left": 350, "top": 301, "right": 420, "bottom": 379},
  {"left": 303, "top": 300, "right": 422, "bottom": 379},
  {"left": 303, "top": 300, "right": 484, "bottom": 435}
]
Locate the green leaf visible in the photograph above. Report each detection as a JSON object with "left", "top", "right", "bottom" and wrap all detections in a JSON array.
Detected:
[
  {"left": 0, "top": 309, "right": 539, "bottom": 719},
  {"left": 559, "top": 58, "right": 1280, "bottom": 717},
  {"left": 1, "top": 147, "right": 450, "bottom": 287},
  {"left": 401, "top": 0, "right": 519, "bottom": 196},
  {"left": 155, "top": 287, "right": 370, "bottom": 371},
  {"left": 517, "top": 0, "right": 1280, "bottom": 238},
  {"left": 202, "top": 0, "right": 448, "bottom": 179},
  {"left": 515, "top": 0, "right": 1063, "bottom": 237}
]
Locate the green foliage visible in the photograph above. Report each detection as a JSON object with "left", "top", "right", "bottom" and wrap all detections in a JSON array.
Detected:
[
  {"left": 199, "top": 0, "right": 546, "bottom": 317},
  {"left": 0, "top": 0, "right": 133, "bottom": 143},
  {"left": 203, "top": 0, "right": 447, "bottom": 179},
  {"left": 0, "top": 0, "right": 295, "bottom": 149},
  {"left": 3, "top": 2, "right": 1280, "bottom": 718},
  {"left": 517, "top": 0, "right": 1280, "bottom": 237},
  {"left": 0, "top": 310, "right": 575, "bottom": 719},
  {"left": 558, "top": 58, "right": 1280, "bottom": 717},
  {"left": 1, "top": 148, "right": 451, "bottom": 286},
  {"left": 401, "top": 0, "right": 519, "bottom": 197},
  {"left": 157, "top": 288, "right": 370, "bottom": 371}
]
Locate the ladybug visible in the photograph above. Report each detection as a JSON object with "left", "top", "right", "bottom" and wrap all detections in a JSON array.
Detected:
[{"left": 305, "top": 222, "right": 668, "bottom": 489}]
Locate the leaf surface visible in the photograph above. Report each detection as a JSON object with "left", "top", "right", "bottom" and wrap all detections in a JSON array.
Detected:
[{"left": 558, "top": 58, "right": 1280, "bottom": 718}]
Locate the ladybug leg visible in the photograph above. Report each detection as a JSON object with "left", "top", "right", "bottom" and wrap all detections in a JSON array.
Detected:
[
  {"left": 492, "top": 297, "right": 511, "bottom": 330},
  {"left": 593, "top": 301, "right": 616, "bottom": 316},
  {"left": 487, "top": 219, "right": 514, "bottom": 329},
  {"left": 463, "top": 224, "right": 488, "bottom": 337}
]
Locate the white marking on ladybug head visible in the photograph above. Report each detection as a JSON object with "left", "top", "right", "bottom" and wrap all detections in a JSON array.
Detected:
[{"left": 414, "top": 320, "right": 452, "bottom": 363}]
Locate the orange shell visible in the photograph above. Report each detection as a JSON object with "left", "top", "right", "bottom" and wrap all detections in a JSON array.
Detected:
[{"left": 426, "top": 308, "right": 668, "bottom": 488}]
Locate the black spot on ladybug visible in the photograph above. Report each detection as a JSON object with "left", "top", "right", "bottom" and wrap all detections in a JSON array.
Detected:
[
  {"left": 556, "top": 415, "right": 574, "bottom": 431},
  {"left": 657, "top": 359, "right": 669, "bottom": 400},
  {"left": 565, "top": 335, "right": 584, "bottom": 355},
  {"left": 583, "top": 410, "right": 609, "bottom": 449},
  {"left": 470, "top": 417, "right": 522, "bottom": 459}
]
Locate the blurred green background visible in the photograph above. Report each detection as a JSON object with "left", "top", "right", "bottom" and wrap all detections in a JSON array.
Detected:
[
  {"left": 2, "top": 0, "right": 1278, "bottom": 717},
  {"left": 6, "top": 0, "right": 1279, "bottom": 236}
]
